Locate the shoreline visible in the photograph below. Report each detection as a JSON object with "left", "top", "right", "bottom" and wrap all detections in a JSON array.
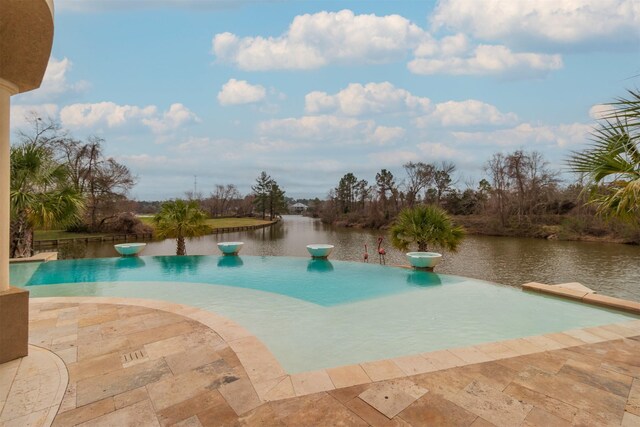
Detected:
[{"left": 320, "top": 215, "right": 639, "bottom": 246}]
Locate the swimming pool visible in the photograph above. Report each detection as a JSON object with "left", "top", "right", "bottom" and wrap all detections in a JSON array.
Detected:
[{"left": 11, "top": 255, "right": 638, "bottom": 373}]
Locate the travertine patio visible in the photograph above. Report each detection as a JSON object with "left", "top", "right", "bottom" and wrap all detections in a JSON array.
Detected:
[{"left": 1, "top": 297, "right": 639, "bottom": 426}]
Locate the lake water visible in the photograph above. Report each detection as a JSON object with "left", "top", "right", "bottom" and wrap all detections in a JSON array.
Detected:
[{"left": 58, "top": 215, "right": 640, "bottom": 301}]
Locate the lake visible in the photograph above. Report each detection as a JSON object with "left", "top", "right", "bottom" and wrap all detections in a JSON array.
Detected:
[{"left": 58, "top": 215, "right": 640, "bottom": 301}]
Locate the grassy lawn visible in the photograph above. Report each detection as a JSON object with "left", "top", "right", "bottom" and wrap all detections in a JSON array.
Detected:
[
  {"left": 139, "top": 216, "right": 272, "bottom": 229},
  {"left": 34, "top": 230, "right": 109, "bottom": 241},
  {"left": 35, "top": 217, "right": 273, "bottom": 241},
  {"left": 204, "top": 217, "right": 273, "bottom": 228}
]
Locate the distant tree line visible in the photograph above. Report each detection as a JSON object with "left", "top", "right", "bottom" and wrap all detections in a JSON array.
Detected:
[
  {"left": 135, "top": 171, "right": 289, "bottom": 221},
  {"left": 319, "top": 149, "right": 639, "bottom": 243},
  {"left": 10, "top": 115, "right": 292, "bottom": 258}
]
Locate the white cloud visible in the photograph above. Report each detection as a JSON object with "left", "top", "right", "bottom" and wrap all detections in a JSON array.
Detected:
[
  {"left": 142, "top": 103, "right": 200, "bottom": 134},
  {"left": 259, "top": 115, "right": 371, "bottom": 141},
  {"left": 413, "top": 33, "right": 470, "bottom": 57},
  {"left": 172, "top": 137, "right": 242, "bottom": 160},
  {"left": 372, "top": 126, "right": 405, "bottom": 144},
  {"left": 430, "top": 0, "right": 640, "bottom": 48},
  {"left": 119, "top": 153, "right": 171, "bottom": 169},
  {"left": 416, "top": 99, "right": 518, "bottom": 127},
  {"left": 304, "top": 83, "right": 517, "bottom": 130},
  {"left": 59, "top": 102, "right": 199, "bottom": 135},
  {"left": 305, "top": 82, "right": 431, "bottom": 116},
  {"left": 409, "top": 44, "right": 562, "bottom": 77},
  {"left": 368, "top": 150, "right": 419, "bottom": 166},
  {"left": 258, "top": 115, "right": 403, "bottom": 145},
  {"left": 10, "top": 104, "right": 59, "bottom": 129},
  {"left": 452, "top": 122, "right": 592, "bottom": 148},
  {"left": 15, "top": 57, "right": 88, "bottom": 102},
  {"left": 589, "top": 104, "right": 614, "bottom": 120},
  {"left": 217, "top": 79, "right": 267, "bottom": 106},
  {"left": 417, "top": 142, "right": 467, "bottom": 160},
  {"left": 175, "top": 136, "right": 228, "bottom": 152},
  {"left": 212, "top": 9, "right": 570, "bottom": 78},
  {"left": 245, "top": 139, "right": 301, "bottom": 153},
  {"left": 299, "top": 159, "right": 345, "bottom": 173},
  {"left": 213, "top": 10, "right": 425, "bottom": 70},
  {"left": 60, "top": 102, "right": 157, "bottom": 129}
]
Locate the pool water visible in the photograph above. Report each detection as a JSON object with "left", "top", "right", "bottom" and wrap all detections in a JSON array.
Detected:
[
  {"left": 11, "top": 255, "right": 638, "bottom": 373},
  {"left": 20, "top": 255, "right": 445, "bottom": 306}
]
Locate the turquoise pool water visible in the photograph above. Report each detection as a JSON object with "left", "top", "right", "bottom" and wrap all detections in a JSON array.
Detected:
[
  {"left": 19, "top": 255, "right": 445, "bottom": 306},
  {"left": 11, "top": 256, "right": 638, "bottom": 373}
]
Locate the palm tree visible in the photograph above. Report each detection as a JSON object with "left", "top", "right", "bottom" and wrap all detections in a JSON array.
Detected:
[
  {"left": 390, "top": 205, "right": 465, "bottom": 252},
  {"left": 568, "top": 89, "right": 640, "bottom": 225},
  {"left": 10, "top": 143, "right": 84, "bottom": 258},
  {"left": 153, "top": 199, "right": 210, "bottom": 255}
]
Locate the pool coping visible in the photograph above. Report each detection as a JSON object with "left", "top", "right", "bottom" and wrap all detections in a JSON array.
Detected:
[
  {"left": 29, "top": 295, "right": 640, "bottom": 405},
  {"left": 9, "top": 252, "right": 58, "bottom": 264},
  {"left": 522, "top": 281, "right": 640, "bottom": 314}
]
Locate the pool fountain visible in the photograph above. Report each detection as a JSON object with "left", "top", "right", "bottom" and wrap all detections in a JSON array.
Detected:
[
  {"left": 306, "top": 244, "right": 334, "bottom": 259},
  {"left": 406, "top": 252, "right": 442, "bottom": 270},
  {"left": 217, "top": 242, "right": 244, "bottom": 255},
  {"left": 113, "top": 243, "right": 147, "bottom": 256}
]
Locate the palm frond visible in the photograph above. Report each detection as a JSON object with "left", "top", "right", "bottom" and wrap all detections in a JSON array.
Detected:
[
  {"left": 567, "top": 89, "right": 640, "bottom": 225},
  {"left": 390, "top": 205, "right": 465, "bottom": 253},
  {"left": 11, "top": 142, "right": 85, "bottom": 231},
  {"left": 153, "top": 199, "right": 211, "bottom": 240}
]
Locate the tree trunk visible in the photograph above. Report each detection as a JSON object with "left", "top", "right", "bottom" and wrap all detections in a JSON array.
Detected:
[
  {"left": 269, "top": 197, "right": 274, "bottom": 220},
  {"left": 176, "top": 236, "right": 186, "bottom": 256},
  {"left": 10, "top": 216, "right": 34, "bottom": 258}
]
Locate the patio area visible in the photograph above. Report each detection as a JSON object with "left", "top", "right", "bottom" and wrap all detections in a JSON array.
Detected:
[{"left": 0, "top": 298, "right": 639, "bottom": 426}]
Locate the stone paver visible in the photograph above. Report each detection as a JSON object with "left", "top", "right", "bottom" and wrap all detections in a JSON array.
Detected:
[
  {"left": 326, "top": 364, "right": 372, "bottom": 388},
  {"left": 1, "top": 298, "right": 638, "bottom": 426},
  {"left": 359, "top": 379, "right": 428, "bottom": 418},
  {"left": 360, "top": 359, "right": 405, "bottom": 382},
  {"left": 0, "top": 345, "right": 68, "bottom": 427},
  {"left": 290, "top": 370, "right": 335, "bottom": 396}
]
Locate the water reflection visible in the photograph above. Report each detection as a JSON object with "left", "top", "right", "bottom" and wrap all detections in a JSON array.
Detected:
[
  {"left": 155, "top": 255, "right": 205, "bottom": 276},
  {"left": 58, "top": 241, "right": 89, "bottom": 259},
  {"left": 217, "top": 256, "right": 244, "bottom": 268},
  {"left": 306, "top": 259, "right": 334, "bottom": 273},
  {"left": 406, "top": 270, "right": 443, "bottom": 287},
  {"left": 61, "top": 215, "right": 640, "bottom": 301},
  {"left": 255, "top": 221, "right": 287, "bottom": 241},
  {"left": 115, "top": 256, "right": 146, "bottom": 270}
]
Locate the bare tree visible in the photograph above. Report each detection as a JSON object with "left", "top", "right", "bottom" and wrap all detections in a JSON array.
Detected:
[
  {"left": 16, "top": 116, "right": 136, "bottom": 231},
  {"left": 485, "top": 153, "right": 510, "bottom": 226},
  {"left": 433, "top": 161, "right": 456, "bottom": 205},
  {"left": 207, "top": 184, "right": 241, "bottom": 217},
  {"left": 486, "top": 150, "right": 558, "bottom": 226},
  {"left": 16, "top": 113, "right": 66, "bottom": 148},
  {"left": 403, "top": 162, "right": 435, "bottom": 207},
  {"left": 375, "top": 169, "right": 397, "bottom": 218}
]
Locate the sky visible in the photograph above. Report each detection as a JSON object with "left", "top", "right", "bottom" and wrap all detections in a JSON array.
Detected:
[{"left": 10, "top": 0, "right": 640, "bottom": 200}]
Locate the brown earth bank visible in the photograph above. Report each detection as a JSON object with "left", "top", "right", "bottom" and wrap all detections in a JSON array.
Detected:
[{"left": 322, "top": 215, "right": 640, "bottom": 246}]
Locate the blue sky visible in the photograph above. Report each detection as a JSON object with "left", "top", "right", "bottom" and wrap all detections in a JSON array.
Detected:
[{"left": 10, "top": 0, "right": 640, "bottom": 200}]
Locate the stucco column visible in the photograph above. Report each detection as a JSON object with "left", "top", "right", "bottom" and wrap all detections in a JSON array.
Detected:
[
  {"left": 0, "top": 78, "right": 17, "bottom": 292},
  {"left": 0, "top": 0, "right": 54, "bottom": 364}
]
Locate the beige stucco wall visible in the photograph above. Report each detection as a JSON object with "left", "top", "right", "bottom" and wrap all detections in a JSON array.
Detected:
[
  {"left": 0, "top": 0, "right": 54, "bottom": 94},
  {"left": 0, "top": 0, "right": 54, "bottom": 295}
]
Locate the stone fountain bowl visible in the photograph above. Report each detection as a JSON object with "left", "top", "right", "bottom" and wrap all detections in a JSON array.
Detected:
[
  {"left": 114, "top": 243, "right": 147, "bottom": 256},
  {"left": 306, "top": 244, "right": 334, "bottom": 258},
  {"left": 406, "top": 252, "right": 442, "bottom": 269},
  {"left": 217, "top": 242, "right": 244, "bottom": 255}
]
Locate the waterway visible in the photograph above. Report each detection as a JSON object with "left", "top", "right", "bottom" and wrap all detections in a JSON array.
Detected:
[{"left": 57, "top": 215, "right": 640, "bottom": 301}]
